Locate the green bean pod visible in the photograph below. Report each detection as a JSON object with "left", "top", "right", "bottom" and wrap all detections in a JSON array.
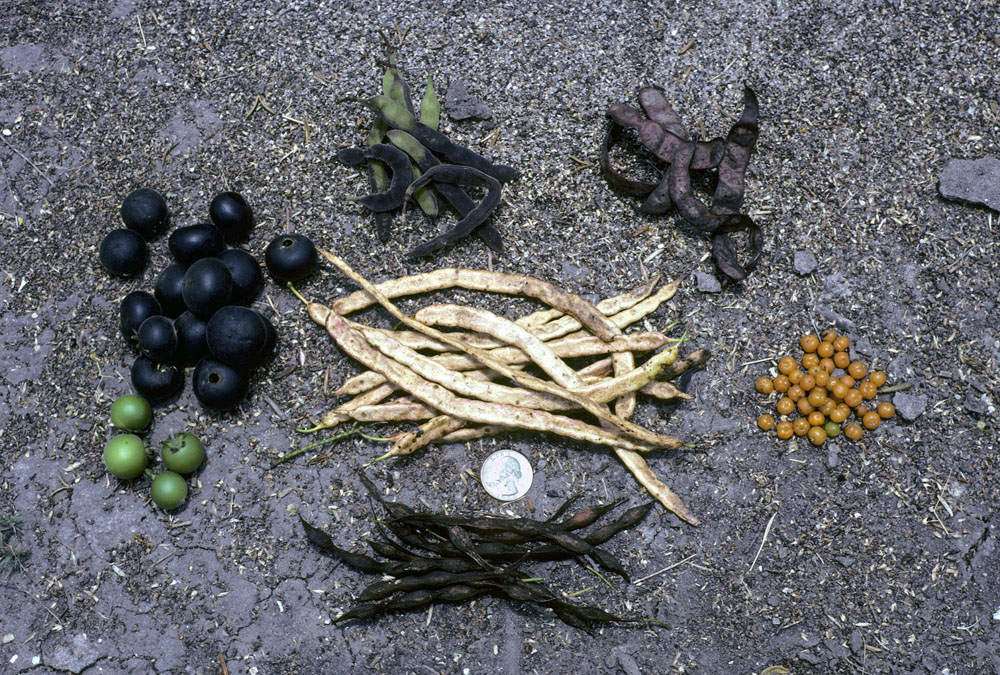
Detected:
[{"left": 419, "top": 75, "right": 440, "bottom": 130}]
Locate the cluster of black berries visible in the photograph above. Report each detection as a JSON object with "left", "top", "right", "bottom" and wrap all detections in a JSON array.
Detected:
[{"left": 108, "top": 188, "right": 283, "bottom": 411}]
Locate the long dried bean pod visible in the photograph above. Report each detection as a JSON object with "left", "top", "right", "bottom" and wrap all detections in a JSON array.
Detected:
[
  {"left": 320, "top": 249, "right": 681, "bottom": 450},
  {"left": 338, "top": 144, "right": 414, "bottom": 213},
  {"left": 321, "top": 307, "right": 661, "bottom": 453},
  {"left": 328, "top": 268, "right": 618, "bottom": 340},
  {"left": 410, "top": 304, "right": 581, "bottom": 385}
]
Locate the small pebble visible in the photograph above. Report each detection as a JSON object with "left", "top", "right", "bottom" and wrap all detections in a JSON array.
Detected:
[
  {"left": 695, "top": 271, "right": 721, "bottom": 293},
  {"left": 793, "top": 250, "right": 817, "bottom": 275},
  {"left": 893, "top": 392, "right": 927, "bottom": 421},
  {"left": 826, "top": 445, "right": 840, "bottom": 468}
]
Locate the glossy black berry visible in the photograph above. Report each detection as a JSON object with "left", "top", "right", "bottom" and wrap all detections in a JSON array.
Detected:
[
  {"left": 206, "top": 306, "right": 267, "bottom": 367},
  {"left": 137, "top": 315, "right": 178, "bottom": 363},
  {"left": 265, "top": 233, "right": 317, "bottom": 282},
  {"left": 174, "top": 311, "right": 210, "bottom": 365},
  {"left": 120, "top": 291, "right": 161, "bottom": 348},
  {"left": 99, "top": 229, "right": 148, "bottom": 277},
  {"left": 193, "top": 356, "right": 249, "bottom": 411},
  {"left": 217, "top": 248, "right": 263, "bottom": 306},
  {"left": 255, "top": 314, "right": 278, "bottom": 366},
  {"left": 120, "top": 187, "right": 169, "bottom": 240},
  {"left": 209, "top": 192, "right": 254, "bottom": 243},
  {"left": 154, "top": 263, "right": 188, "bottom": 318},
  {"left": 168, "top": 223, "right": 226, "bottom": 266},
  {"left": 182, "top": 258, "right": 232, "bottom": 318},
  {"left": 131, "top": 355, "right": 184, "bottom": 403}
]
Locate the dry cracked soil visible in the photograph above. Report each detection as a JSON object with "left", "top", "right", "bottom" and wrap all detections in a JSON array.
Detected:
[{"left": 1, "top": 1, "right": 999, "bottom": 674}]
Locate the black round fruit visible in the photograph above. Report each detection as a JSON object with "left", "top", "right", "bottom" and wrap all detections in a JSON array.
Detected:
[
  {"left": 265, "top": 233, "right": 317, "bottom": 282},
  {"left": 182, "top": 258, "right": 232, "bottom": 318},
  {"left": 209, "top": 192, "right": 254, "bottom": 243},
  {"left": 99, "top": 229, "right": 148, "bottom": 277},
  {"left": 120, "top": 291, "right": 161, "bottom": 348},
  {"left": 206, "top": 306, "right": 267, "bottom": 367},
  {"left": 120, "top": 187, "right": 169, "bottom": 240},
  {"left": 217, "top": 249, "right": 263, "bottom": 306},
  {"left": 131, "top": 356, "right": 184, "bottom": 403},
  {"left": 137, "top": 315, "right": 178, "bottom": 363},
  {"left": 168, "top": 223, "right": 226, "bottom": 266},
  {"left": 154, "top": 263, "right": 188, "bottom": 318},
  {"left": 174, "top": 311, "right": 209, "bottom": 365},
  {"left": 193, "top": 357, "right": 249, "bottom": 411},
  {"left": 255, "top": 314, "right": 278, "bottom": 366}
]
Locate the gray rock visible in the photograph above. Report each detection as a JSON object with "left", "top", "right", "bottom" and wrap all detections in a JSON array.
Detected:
[
  {"left": 893, "top": 392, "right": 928, "bottom": 421},
  {"left": 939, "top": 157, "right": 1000, "bottom": 211},
  {"left": 798, "top": 650, "right": 822, "bottom": 666},
  {"left": 614, "top": 649, "right": 641, "bottom": 675},
  {"left": 826, "top": 446, "right": 841, "bottom": 468},
  {"left": 793, "top": 250, "right": 817, "bottom": 275},
  {"left": 822, "top": 272, "right": 851, "bottom": 299},
  {"left": 695, "top": 271, "right": 721, "bottom": 293},
  {"left": 964, "top": 392, "right": 994, "bottom": 416},
  {"left": 446, "top": 80, "right": 493, "bottom": 121}
]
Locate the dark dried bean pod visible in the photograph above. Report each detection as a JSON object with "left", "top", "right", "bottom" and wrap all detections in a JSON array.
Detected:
[
  {"left": 448, "top": 525, "right": 498, "bottom": 570},
  {"left": 667, "top": 139, "right": 751, "bottom": 232},
  {"left": 711, "top": 86, "right": 760, "bottom": 215},
  {"left": 384, "top": 557, "right": 479, "bottom": 576},
  {"left": 711, "top": 220, "right": 763, "bottom": 282},
  {"left": 606, "top": 104, "right": 724, "bottom": 168},
  {"left": 299, "top": 516, "right": 386, "bottom": 573},
  {"left": 600, "top": 122, "right": 658, "bottom": 198},
  {"left": 367, "top": 121, "right": 394, "bottom": 241},
  {"left": 582, "top": 501, "right": 655, "bottom": 545},
  {"left": 359, "top": 569, "right": 506, "bottom": 603},
  {"left": 357, "top": 144, "right": 413, "bottom": 212},
  {"left": 371, "top": 95, "right": 520, "bottom": 183},
  {"left": 637, "top": 86, "right": 689, "bottom": 140},
  {"left": 404, "top": 165, "right": 502, "bottom": 258},
  {"left": 386, "top": 129, "right": 504, "bottom": 254},
  {"left": 557, "top": 498, "right": 627, "bottom": 531},
  {"left": 639, "top": 174, "right": 673, "bottom": 214},
  {"left": 545, "top": 494, "right": 582, "bottom": 523}
]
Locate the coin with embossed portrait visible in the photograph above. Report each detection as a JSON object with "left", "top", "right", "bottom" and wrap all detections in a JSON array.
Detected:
[{"left": 480, "top": 450, "right": 533, "bottom": 501}]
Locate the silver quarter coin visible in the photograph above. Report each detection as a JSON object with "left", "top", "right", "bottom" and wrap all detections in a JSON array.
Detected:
[{"left": 480, "top": 449, "right": 533, "bottom": 501}]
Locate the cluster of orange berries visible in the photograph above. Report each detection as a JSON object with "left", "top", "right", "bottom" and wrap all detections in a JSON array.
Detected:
[{"left": 754, "top": 330, "right": 895, "bottom": 446}]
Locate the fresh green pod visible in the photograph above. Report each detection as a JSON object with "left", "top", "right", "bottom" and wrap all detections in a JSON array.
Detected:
[
  {"left": 419, "top": 76, "right": 440, "bottom": 131},
  {"left": 409, "top": 166, "right": 440, "bottom": 217},
  {"left": 370, "top": 95, "right": 416, "bottom": 132}
]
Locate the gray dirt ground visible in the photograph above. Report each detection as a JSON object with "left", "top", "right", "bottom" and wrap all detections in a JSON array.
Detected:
[{"left": 2, "top": 1, "right": 999, "bottom": 673}]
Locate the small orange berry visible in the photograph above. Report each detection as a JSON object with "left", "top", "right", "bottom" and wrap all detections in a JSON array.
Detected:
[
  {"left": 788, "top": 370, "right": 803, "bottom": 385},
  {"left": 817, "top": 342, "right": 834, "bottom": 358},
  {"left": 858, "top": 381, "right": 877, "bottom": 400},
  {"left": 829, "top": 405, "right": 849, "bottom": 423},
  {"left": 844, "top": 422, "right": 863, "bottom": 440},
  {"left": 776, "top": 397, "right": 795, "bottom": 415},
  {"left": 776, "top": 421, "right": 794, "bottom": 439},
  {"left": 793, "top": 418, "right": 811, "bottom": 436},
  {"left": 778, "top": 356, "right": 797, "bottom": 375},
  {"left": 862, "top": 411, "right": 881, "bottom": 430},
  {"left": 801, "top": 353, "right": 820, "bottom": 370},
  {"left": 808, "top": 411, "right": 826, "bottom": 427},
  {"left": 787, "top": 385, "right": 805, "bottom": 402},
  {"left": 800, "top": 375, "right": 816, "bottom": 392},
  {"left": 808, "top": 426, "right": 828, "bottom": 446},
  {"left": 813, "top": 370, "right": 830, "bottom": 388},
  {"left": 869, "top": 371, "right": 887, "bottom": 388},
  {"left": 800, "top": 334, "right": 820, "bottom": 353},
  {"left": 833, "top": 336, "right": 850, "bottom": 352},
  {"left": 848, "top": 361, "right": 868, "bottom": 380},
  {"left": 755, "top": 377, "right": 774, "bottom": 395},
  {"left": 797, "top": 397, "right": 815, "bottom": 416},
  {"left": 840, "top": 375, "right": 856, "bottom": 389},
  {"left": 820, "top": 357, "right": 836, "bottom": 373},
  {"left": 843, "top": 388, "right": 862, "bottom": 408},
  {"left": 773, "top": 375, "right": 791, "bottom": 393},
  {"left": 758, "top": 414, "right": 776, "bottom": 431},
  {"left": 877, "top": 402, "right": 895, "bottom": 419},
  {"left": 833, "top": 351, "right": 851, "bottom": 369},
  {"left": 821, "top": 329, "right": 838, "bottom": 343},
  {"left": 807, "top": 387, "right": 827, "bottom": 407}
]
